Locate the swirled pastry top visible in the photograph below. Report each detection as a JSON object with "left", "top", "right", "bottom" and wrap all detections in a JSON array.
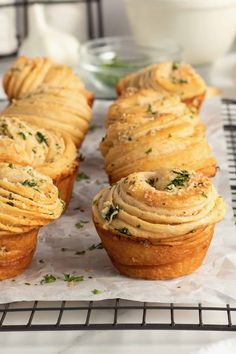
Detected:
[
  {"left": 0, "top": 116, "right": 77, "bottom": 179},
  {"left": 92, "top": 169, "right": 226, "bottom": 240},
  {"left": 3, "top": 56, "right": 93, "bottom": 103},
  {"left": 116, "top": 62, "right": 206, "bottom": 102},
  {"left": 2, "top": 86, "right": 92, "bottom": 147},
  {"left": 0, "top": 162, "right": 64, "bottom": 236},
  {"left": 102, "top": 114, "right": 215, "bottom": 183},
  {"left": 105, "top": 88, "right": 195, "bottom": 128},
  {"left": 101, "top": 109, "right": 202, "bottom": 157}
]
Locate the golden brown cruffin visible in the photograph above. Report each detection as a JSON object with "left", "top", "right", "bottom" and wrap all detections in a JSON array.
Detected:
[
  {"left": 101, "top": 110, "right": 216, "bottom": 183},
  {"left": 2, "top": 85, "right": 92, "bottom": 147},
  {"left": 0, "top": 162, "right": 64, "bottom": 280},
  {"left": 105, "top": 88, "right": 195, "bottom": 128},
  {"left": 101, "top": 100, "right": 202, "bottom": 158},
  {"left": 92, "top": 169, "right": 226, "bottom": 280},
  {"left": 116, "top": 61, "right": 207, "bottom": 110},
  {"left": 3, "top": 56, "right": 94, "bottom": 105},
  {"left": 0, "top": 116, "right": 78, "bottom": 205}
]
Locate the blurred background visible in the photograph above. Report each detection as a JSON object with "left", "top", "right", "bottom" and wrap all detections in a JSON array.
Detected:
[{"left": 0, "top": 0, "right": 236, "bottom": 98}]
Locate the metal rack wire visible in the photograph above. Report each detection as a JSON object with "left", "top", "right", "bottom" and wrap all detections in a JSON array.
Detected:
[{"left": 0, "top": 98, "right": 235, "bottom": 332}]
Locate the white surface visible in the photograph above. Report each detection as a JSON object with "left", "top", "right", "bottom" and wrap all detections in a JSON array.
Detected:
[
  {"left": 123, "top": 0, "right": 236, "bottom": 64},
  {"left": 0, "top": 97, "right": 235, "bottom": 305}
]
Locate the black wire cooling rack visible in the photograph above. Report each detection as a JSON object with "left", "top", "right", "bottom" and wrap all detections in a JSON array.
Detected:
[{"left": 0, "top": 99, "right": 235, "bottom": 332}]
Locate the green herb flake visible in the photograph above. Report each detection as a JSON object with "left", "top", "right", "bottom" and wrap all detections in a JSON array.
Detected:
[
  {"left": 146, "top": 178, "right": 155, "bottom": 187},
  {"left": 17, "top": 132, "right": 26, "bottom": 140},
  {"left": 115, "top": 227, "right": 131, "bottom": 236},
  {"left": 75, "top": 220, "right": 89, "bottom": 229},
  {"left": 8, "top": 163, "right": 14, "bottom": 169},
  {"left": 76, "top": 172, "right": 90, "bottom": 182},
  {"left": 103, "top": 203, "right": 121, "bottom": 222},
  {"left": 75, "top": 250, "right": 86, "bottom": 255},
  {"left": 88, "top": 243, "right": 103, "bottom": 251},
  {"left": 92, "top": 289, "right": 102, "bottom": 295},
  {"left": 35, "top": 131, "right": 49, "bottom": 146},
  {"left": 146, "top": 104, "right": 156, "bottom": 115},
  {"left": 24, "top": 282, "right": 31, "bottom": 286},
  {"left": 172, "top": 61, "right": 180, "bottom": 70},
  {"left": 165, "top": 170, "right": 190, "bottom": 191},
  {"left": 145, "top": 148, "right": 152, "bottom": 155},
  {"left": 201, "top": 192, "right": 207, "bottom": 198},
  {"left": 78, "top": 153, "right": 85, "bottom": 162},
  {"left": 6, "top": 201, "right": 14, "bottom": 207},
  {"left": 89, "top": 124, "right": 99, "bottom": 132},
  {"left": 40, "top": 274, "right": 57, "bottom": 284},
  {"left": 64, "top": 274, "right": 84, "bottom": 283},
  {"left": 21, "top": 179, "right": 38, "bottom": 187}
]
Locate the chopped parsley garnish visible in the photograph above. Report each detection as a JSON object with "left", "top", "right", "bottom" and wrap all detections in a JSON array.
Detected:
[
  {"left": 103, "top": 203, "right": 121, "bottom": 222},
  {"left": 40, "top": 274, "right": 57, "bottom": 284},
  {"left": 145, "top": 148, "right": 152, "bottom": 155},
  {"left": 35, "top": 131, "right": 48, "bottom": 146},
  {"left": 8, "top": 193, "right": 14, "bottom": 200},
  {"left": 201, "top": 192, "right": 207, "bottom": 198},
  {"left": 88, "top": 243, "right": 103, "bottom": 251},
  {"left": 172, "top": 61, "right": 180, "bottom": 70},
  {"left": 32, "top": 147, "right": 37, "bottom": 154},
  {"left": 7, "top": 201, "right": 14, "bottom": 207},
  {"left": 179, "top": 79, "right": 188, "bottom": 84},
  {"left": 146, "top": 104, "right": 156, "bottom": 115},
  {"left": 17, "top": 132, "right": 26, "bottom": 140},
  {"left": 75, "top": 220, "right": 89, "bottom": 229},
  {"left": 75, "top": 250, "right": 86, "bottom": 255},
  {"left": 8, "top": 163, "right": 14, "bottom": 169},
  {"left": 21, "top": 179, "right": 38, "bottom": 187},
  {"left": 89, "top": 124, "right": 99, "bottom": 132},
  {"left": 24, "top": 282, "right": 31, "bottom": 286},
  {"left": 115, "top": 227, "right": 131, "bottom": 236},
  {"left": 92, "top": 289, "right": 102, "bottom": 295},
  {"left": 165, "top": 170, "right": 190, "bottom": 191},
  {"left": 76, "top": 172, "right": 90, "bottom": 182},
  {"left": 64, "top": 274, "right": 84, "bottom": 283}
]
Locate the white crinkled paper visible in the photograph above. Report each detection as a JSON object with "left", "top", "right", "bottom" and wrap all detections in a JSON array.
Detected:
[{"left": 0, "top": 97, "right": 235, "bottom": 305}]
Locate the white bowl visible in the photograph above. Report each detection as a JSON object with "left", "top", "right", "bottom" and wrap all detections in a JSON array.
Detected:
[{"left": 123, "top": 0, "right": 236, "bottom": 65}]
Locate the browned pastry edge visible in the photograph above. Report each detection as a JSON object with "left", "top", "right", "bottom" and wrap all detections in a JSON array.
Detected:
[
  {"left": 0, "top": 229, "right": 38, "bottom": 280},
  {"left": 183, "top": 92, "right": 206, "bottom": 111},
  {"left": 94, "top": 222, "right": 214, "bottom": 280},
  {"left": 53, "top": 161, "right": 79, "bottom": 207}
]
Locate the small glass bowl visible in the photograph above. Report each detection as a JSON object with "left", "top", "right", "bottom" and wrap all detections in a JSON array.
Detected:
[{"left": 79, "top": 36, "right": 182, "bottom": 98}]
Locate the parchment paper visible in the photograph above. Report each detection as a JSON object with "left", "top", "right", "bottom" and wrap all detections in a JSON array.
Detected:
[{"left": 0, "top": 97, "right": 235, "bottom": 305}]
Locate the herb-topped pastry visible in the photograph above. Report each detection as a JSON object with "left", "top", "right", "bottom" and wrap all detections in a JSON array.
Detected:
[
  {"left": 92, "top": 169, "right": 226, "bottom": 280},
  {"left": 2, "top": 86, "right": 92, "bottom": 148},
  {"left": 105, "top": 88, "right": 193, "bottom": 128},
  {"left": 0, "top": 116, "right": 78, "bottom": 205},
  {"left": 3, "top": 56, "right": 93, "bottom": 105},
  {"left": 100, "top": 109, "right": 216, "bottom": 183},
  {"left": 116, "top": 62, "right": 207, "bottom": 110},
  {"left": 0, "top": 162, "right": 63, "bottom": 280}
]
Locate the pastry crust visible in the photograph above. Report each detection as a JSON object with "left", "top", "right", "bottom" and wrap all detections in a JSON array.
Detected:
[
  {"left": 0, "top": 229, "right": 38, "bottom": 280},
  {"left": 101, "top": 110, "right": 216, "bottom": 183},
  {"left": 92, "top": 169, "right": 226, "bottom": 280},
  {"left": 3, "top": 56, "right": 94, "bottom": 106},
  {"left": 2, "top": 86, "right": 92, "bottom": 147},
  {"left": 0, "top": 116, "right": 78, "bottom": 204},
  {"left": 0, "top": 163, "right": 63, "bottom": 279},
  {"left": 117, "top": 62, "right": 207, "bottom": 110}
]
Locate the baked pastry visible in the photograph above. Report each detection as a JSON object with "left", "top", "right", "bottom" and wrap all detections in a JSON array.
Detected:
[
  {"left": 0, "top": 116, "right": 78, "bottom": 205},
  {"left": 3, "top": 56, "right": 93, "bottom": 105},
  {"left": 92, "top": 169, "right": 226, "bottom": 280},
  {"left": 101, "top": 109, "right": 216, "bottom": 183},
  {"left": 105, "top": 88, "right": 194, "bottom": 128},
  {"left": 2, "top": 86, "right": 92, "bottom": 147},
  {"left": 116, "top": 62, "right": 207, "bottom": 110},
  {"left": 0, "top": 162, "right": 63, "bottom": 280}
]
